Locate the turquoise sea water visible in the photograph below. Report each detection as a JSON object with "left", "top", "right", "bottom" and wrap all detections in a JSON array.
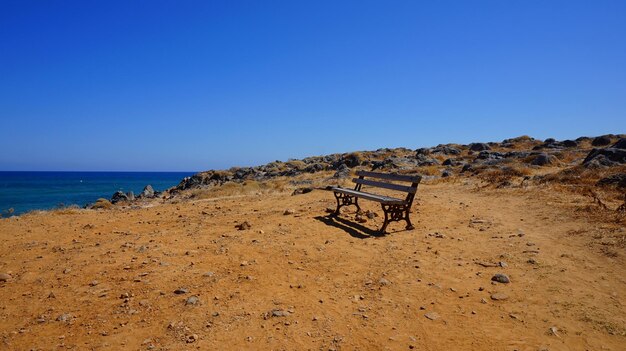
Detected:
[{"left": 0, "top": 172, "right": 194, "bottom": 216}]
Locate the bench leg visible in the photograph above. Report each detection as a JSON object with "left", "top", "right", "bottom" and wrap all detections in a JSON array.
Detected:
[
  {"left": 333, "top": 192, "right": 360, "bottom": 216},
  {"left": 405, "top": 208, "right": 415, "bottom": 230},
  {"left": 380, "top": 204, "right": 414, "bottom": 233}
]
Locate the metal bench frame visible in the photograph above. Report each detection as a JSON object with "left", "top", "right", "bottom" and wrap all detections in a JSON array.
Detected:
[{"left": 331, "top": 171, "right": 422, "bottom": 233}]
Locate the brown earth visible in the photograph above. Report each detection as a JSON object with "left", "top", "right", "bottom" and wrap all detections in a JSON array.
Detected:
[{"left": 0, "top": 176, "right": 625, "bottom": 350}]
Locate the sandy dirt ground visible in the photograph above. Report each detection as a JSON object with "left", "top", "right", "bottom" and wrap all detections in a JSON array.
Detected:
[{"left": 1, "top": 180, "right": 625, "bottom": 350}]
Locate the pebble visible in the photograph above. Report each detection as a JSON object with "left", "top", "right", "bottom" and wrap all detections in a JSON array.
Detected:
[
  {"left": 89, "top": 280, "right": 99, "bottom": 286},
  {"left": 0, "top": 273, "right": 11, "bottom": 282},
  {"left": 283, "top": 209, "right": 296, "bottom": 215},
  {"left": 202, "top": 272, "right": 215, "bottom": 277},
  {"left": 185, "top": 296, "right": 200, "bottom": 305},
  {"left": 365, "top": 211, "right": 377, "bottom": 219},
  {"left": 490, "top": 293, "right": 509, "bottom": 301},
  {"left": 56, "top": 314, "right": 71, "bottom": 322},
  {"left": 379, "top": 278, "right": 391, "bottom": 286},
  {"left": 424, "top": 312, "right": 440, "bottom": 320},
  {"left": 174, "top": 288, "right": 189, "bottom": 295},
  {"left": 491, "top": 273, "right": 510, "bottom": 284}
]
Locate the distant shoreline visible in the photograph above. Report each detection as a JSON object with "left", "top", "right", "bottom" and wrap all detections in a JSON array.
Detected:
[{"left": 0, "top": 171, "right": 195, "bottom": 216}]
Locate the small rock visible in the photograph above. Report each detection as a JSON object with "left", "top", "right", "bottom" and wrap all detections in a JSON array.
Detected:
[
  {"left": 424, "top": 312, "right": 440, "bottom": 320},
  {"left": 549, "top": 326, "right": 559, "bottom": 336},
  {"left": 89, "top": 280, "right": 99, "bottom": 287},
  {"left": 283, "top": 209, "right": 296, "bottom": 215},
  {"left": 379, "top": 278, "right": 391, "bottom": 286},
  {"left": 185, "top": 296, "right": 200, "bottom": 305},
  {"left": 264, "top": 309, "right": 290, "bottom": 319},
  {"left": 174, "top": 288, "right": 189, "bottom": 295},
  {"left": 202, "top": 272, "right": 215, "bottom": 277},
  {"left": 0, "top": 273, "right": 11, "bottom": 282},
  {"left": 491, "top": 273, "right": 510, "bottom": 284},
  {"left": 490, "top": 293, "right": 509, "bottom": 301},
  {"left": 236, "top": 221, "right": 252, "bottom": 230},
  {"left": 186, "top": 334, "right": 198, "bottom": 343}
]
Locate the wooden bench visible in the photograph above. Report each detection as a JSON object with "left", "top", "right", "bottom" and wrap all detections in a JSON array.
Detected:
[{"left": 331, "top": 171, "right": 422, "bottom": 233}]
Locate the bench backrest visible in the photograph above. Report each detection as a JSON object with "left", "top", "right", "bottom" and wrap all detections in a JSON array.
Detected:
[{"left": 353, "top": 171, "right": 422, "bottom": 205}]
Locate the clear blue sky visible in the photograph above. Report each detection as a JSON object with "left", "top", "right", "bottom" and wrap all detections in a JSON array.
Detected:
[{"left": 1, "top": 1, "right": 624, "bottom": 171}]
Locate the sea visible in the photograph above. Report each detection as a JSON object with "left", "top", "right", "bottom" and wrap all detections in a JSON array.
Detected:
[{"left": 0, "top": 171, "right": 195, "bottom": 216}]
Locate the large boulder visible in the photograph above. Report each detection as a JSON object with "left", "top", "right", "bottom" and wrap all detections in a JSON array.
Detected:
[
  {"left": 333, "top": 164, "right": 351, "bottom": 178},
  {"left": 530, "top": 153, "right": 559, "bottom": 166},
  {"left": 592, "top": 135, "right": 612, "bottom": 146},
  {"left": 597, "top": 174, "right": 626, "bottom": 188},
  {"left": 431, "top": 145, "right": 461, "bottom": 155},
  {"left": 475, "top": 151, "right": 504, "bottom": 161},
  {"left": 583, "top": 148, "right": 626, "bottom": 166},
  {"left": 111, "top": 191, "right": 129, "bottom": 204},
  {"left": 141, "top": 185, "right": 155, "bottom": 198},
  {"left": 342, "top": 153, "right": 362, "bottom": 168},
  {"left": 415, "top": 148, "right": 431, "bottom": 156},
  {"left": 562, "top": 140, "right": 578, "bottom": 148},
  {"left": 469, "top": 143, "right": 491, "bottom": 152}
]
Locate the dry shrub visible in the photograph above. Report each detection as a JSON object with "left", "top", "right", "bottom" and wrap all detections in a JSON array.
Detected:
[
  {"left": 91, "top": 198, "right": 113, "bottom": 210},
  {"left": 477, "top": 165, "right": 532, "bottom": 186},
  {"left": 417, "top": 165, "right": 441, "bottom": 176},
  {"left": 285, "top": 160, "right": 307, "bottom": 170},
  {"left": 50, "top": 205, "right": 82, "bottom": 215}
]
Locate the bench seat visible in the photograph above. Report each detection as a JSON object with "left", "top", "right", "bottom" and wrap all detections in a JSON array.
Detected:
[{"left": 331, "top": 187, "right": 406, "bottom": 205}]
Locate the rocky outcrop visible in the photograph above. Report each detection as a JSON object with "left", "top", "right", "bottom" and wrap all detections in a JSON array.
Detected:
[{"left": 612, "top": 138, "right": 626, "bottom": 150}]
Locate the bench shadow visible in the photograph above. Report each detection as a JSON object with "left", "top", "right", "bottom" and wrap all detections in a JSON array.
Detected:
[{"left": 314, "top": 215, "right": 386, "bottom": 239}]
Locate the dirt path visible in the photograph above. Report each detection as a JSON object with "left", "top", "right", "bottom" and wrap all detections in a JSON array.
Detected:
[{"left": 0, "top": 182, "right": 624, "bottom": 350}]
